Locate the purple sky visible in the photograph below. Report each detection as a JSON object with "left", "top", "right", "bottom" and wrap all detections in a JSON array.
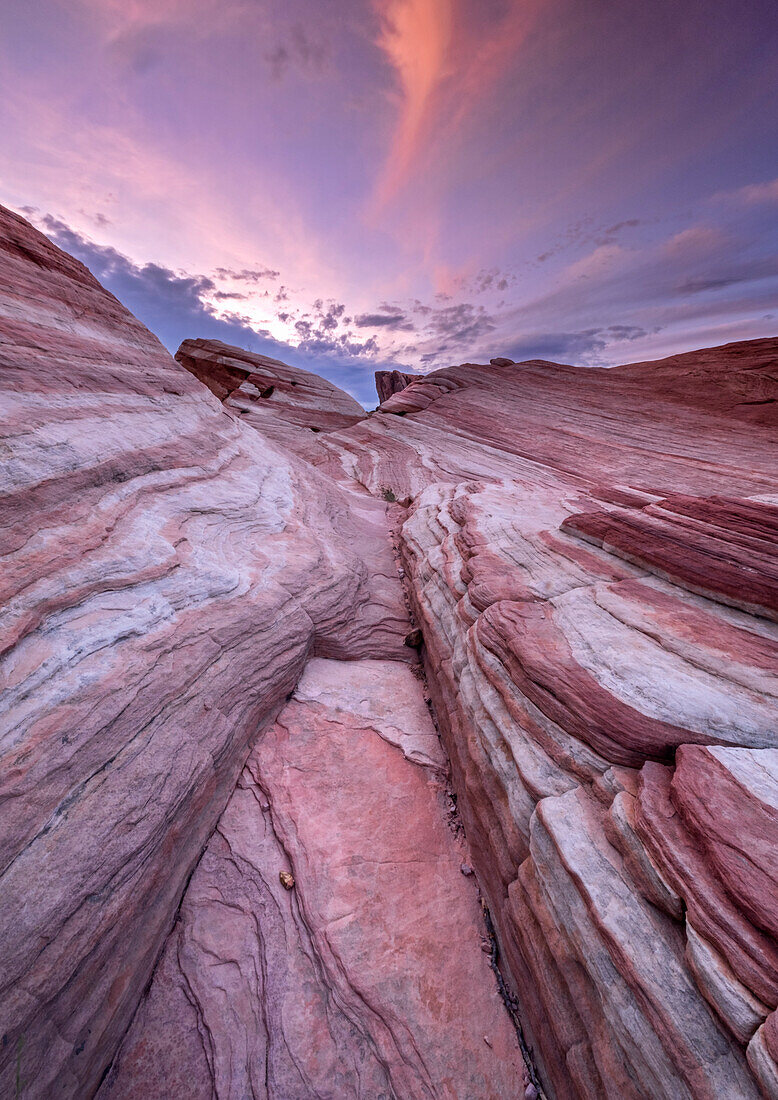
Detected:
[{"left": 2, "top": 0, "right": 777, "bottom": 403}]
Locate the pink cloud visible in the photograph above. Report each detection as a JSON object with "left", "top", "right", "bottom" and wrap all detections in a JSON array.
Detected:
[
  {"left": 732, "top": 178, "right": 778, "bottom": 205},
  {"left": 373, "top": 0, "right": 454, "bottom": 209},
  {"left": 370, "top": 0, "right": 543, "bottom": 212}
]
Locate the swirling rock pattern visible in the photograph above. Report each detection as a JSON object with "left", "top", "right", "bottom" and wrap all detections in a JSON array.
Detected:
[
  {"left": 311, "top": 345, "right": 777, "bottom": 1098},
  {"left": 1, "top": 206, "right": 508, "bottom": 1099},
  {"left": 3, "top": 199, "right": 778, "bottom": 1100}
]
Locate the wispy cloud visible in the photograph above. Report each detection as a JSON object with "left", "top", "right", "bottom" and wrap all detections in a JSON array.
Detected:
[
  {"left": 372, "top": 0, "right": 454, "bottom": 207},
  {"left": 370, "top": 0, "right": 542, "bottom": 210},
  {"left": 714, "top": 177, "right": 778, "bottom": 206}
]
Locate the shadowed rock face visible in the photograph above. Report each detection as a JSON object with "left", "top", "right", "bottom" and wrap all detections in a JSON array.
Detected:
[
  {"left": 3, "top": 202, "right": 778, "bottom": 1100},
  {"left": 375, "top": 368, "right": 417, "bottom": 404}
]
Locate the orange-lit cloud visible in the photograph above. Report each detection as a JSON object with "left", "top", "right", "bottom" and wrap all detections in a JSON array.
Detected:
[
  {"left": 371, "top": 0, "right": 544, "bottom": 212},
  {"left": 373, "top": 0, "right": 454, "bottom": 208}
]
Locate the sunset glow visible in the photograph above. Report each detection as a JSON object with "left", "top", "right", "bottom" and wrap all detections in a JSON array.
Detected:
[{"left": 1, "top": 0, "right": 776, "bottom": 403}]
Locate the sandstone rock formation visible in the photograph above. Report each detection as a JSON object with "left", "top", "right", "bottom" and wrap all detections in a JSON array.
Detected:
[
  {"left": 99, "top": 659, "right": 520, "bottom": 1099},
  {"left": 309, "top": 344, "right": 777, "bottom": 1098},
  {"left": 0, "top": 206, "right": 515, "bottom": 1099},
  {"left": 375, "top": 368, "right": 417, "bottom": 404},
  {"left": 176, "top": 337, "right": 366, "bottom": 460},
  {"left": 2, "top": 200, "right": 778, "bottom": 1100}
]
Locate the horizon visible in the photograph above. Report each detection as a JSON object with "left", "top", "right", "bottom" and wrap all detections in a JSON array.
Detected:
[{"left": 2, "top": 0, "right": 777, "bottom": 405}]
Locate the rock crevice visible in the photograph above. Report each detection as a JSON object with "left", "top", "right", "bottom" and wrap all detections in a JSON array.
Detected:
[{"left": 2, "top": 204, "right": 777, "bottom": 1099}]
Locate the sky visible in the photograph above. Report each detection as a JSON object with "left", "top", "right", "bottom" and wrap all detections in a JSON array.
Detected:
[{"left": 1, "top": 0, "right": 777, "bottom": 405}]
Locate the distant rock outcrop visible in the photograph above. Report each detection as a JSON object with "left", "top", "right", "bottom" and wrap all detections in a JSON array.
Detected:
[
  {"left": 490, "top": 356, "right": 516, "bottom": 366},
  {"left": 375, "top": 368, "right": 417, "bottom": 404},
  {"left": 3, "top": 200, "right": 778, "bottom": 1100},
  {"left": 176, "top": 337, "right": 366, "bottom": 460}
]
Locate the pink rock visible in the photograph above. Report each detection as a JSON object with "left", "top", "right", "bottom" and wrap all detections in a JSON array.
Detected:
[
  {"left": 375, "top": 368, "right": 417, "bottom": 404},
  {"left": 310, "top": 341, "right": 778, "bottom": 1096},
  {"left": 3, "top": 199, "right": 778, "bottom": 1100},
  {"left": 176, "top": 337, "right": 366, "bottom": 461},
  {"left": 99, "top": 659, "right": 521, "bottom": 1098},
  {"left": 562, "top": 495, "right": 778, "bottom": 621},
  {"left": 0, "top": 206, "right": 408, "bottom": 1097}
]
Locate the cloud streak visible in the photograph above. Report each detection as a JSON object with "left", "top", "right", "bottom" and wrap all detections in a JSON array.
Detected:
[
  {"left": 372, "top": 0, "right": 453, "bottom": 207},
  {"left": 2, "top": 0, "right": 776, "bottom": 397}
]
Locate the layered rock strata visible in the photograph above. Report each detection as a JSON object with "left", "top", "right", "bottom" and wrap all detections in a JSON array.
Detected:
[
  {"left": 176, "top": 338, "right": 366, "bottom": 460},
  {"left": 0, "top": 207, "right": 516, "bottom": 1098},
  {"left": 311, "top": 342, "right": 778, "bottom": 1097},
  {"left": 3, "top": 199, "right": 778, "bottom": 1100},
  {"left": 375, "top": 368, "right": 417, "bottom": 404}
]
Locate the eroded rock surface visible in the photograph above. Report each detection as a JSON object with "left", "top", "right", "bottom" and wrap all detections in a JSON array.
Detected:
[
  {"left": 0, "top": 207, "right": 421, "bottom": 1099},
  {"left": 176, "top": 338, "right": 366, "bottom": 460},
  {"left": 3, "top": 200, "right": 778, "bottom": 1100},
  {"left": 313, "top": 342, "right": 778, "bottom": 1097},
  {"left": 100, "top": 659, "right": 520, "bottom": 1099},
  {"left": 375, "top": 368, "right": 417, "bottom": 404}
]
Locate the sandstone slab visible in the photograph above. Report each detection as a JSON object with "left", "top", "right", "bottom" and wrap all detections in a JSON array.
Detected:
[
  {"left": 99, "top": 659, "right": 521, "bottom": 1099},
  {"left": 176, "top": 337, "right": 366, "bottom": 461},
  {"left": 0, "top": 207, "right": 406, "bottom": 1098}
]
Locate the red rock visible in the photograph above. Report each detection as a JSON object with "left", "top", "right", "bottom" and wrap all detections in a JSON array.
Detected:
[
  {"left": 0, "top": 206, "right": 410, "bottom": 1098},
  {"left": 375, "top": 368, "right": 417, "bottom": 404},
  {"left": 176, "top": 337, "right": 366, "bottom": 460},
  {"left": 99, "top": 660, "right": 521, "bottom": 1099},
  {"left": 3, "top": 199, "right": 778, "bottom": 1100},
  {"left": 310, "top": 339, "right": 778, "bottom": 1096},
  {"left": 562, "top": 494, "right": 778, "bottom": 620}
]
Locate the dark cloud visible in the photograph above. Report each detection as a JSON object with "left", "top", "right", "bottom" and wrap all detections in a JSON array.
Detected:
[
  {"left": 425, "top": 302, "right": 496, "bottom": 343},
  {"left": 675, "top": 253, "right": 778, "bottom": 294},
  {"left": 502, "top": 325, "right": 650, "bottom": 365},
  {"left": 292, "top": 299, "right": 381, "bottom": 360},
  {"left": 410, "top": 302, "right": 498, "bottom": 367},
  {"left": 354, "top": 305, "right": 415, "bottom": 331},
  {"left": 35, "top": 214, "right": 315, "bottom": 367},
  {"left": 472, "top": 268, "right": 513, "bottom": 294},
  {"left": 604, "top": 219, "right": 642, "bottom": 235},
  {"left": 215, "top": 265, "right": 280, "bottom": 282}
]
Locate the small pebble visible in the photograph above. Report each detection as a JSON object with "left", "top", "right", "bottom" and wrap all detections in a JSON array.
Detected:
[
  {"left": 279, "top": 870, "right": 295, "bottom": 891},
  {"left": 524, "top": 1085, "right": 538, "bottom": 1100},
  {"left": 460, "top": 862, "right": 474, "bottom": 876}
]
